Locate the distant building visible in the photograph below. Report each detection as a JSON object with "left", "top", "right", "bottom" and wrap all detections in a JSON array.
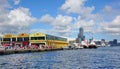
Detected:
[
  {"left": 76, "top": 27, "right": 85, "bottom": 43},
  {"left": 109, "top": 39, "right": 118, "bottom": 46},
  {"left": 101, "top": 39, "right": 105, "bottom": 42},
  {"left": 69, "top": 40, "right": 76, "bottom": 46},
  {"left": 113, "top": 39, "right": 117, "bottom": 45}
]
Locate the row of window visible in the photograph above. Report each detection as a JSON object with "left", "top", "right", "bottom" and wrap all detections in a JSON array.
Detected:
[
  {"left": 2, "top": 37, "right": 45, "bottom": 42},
  {"left": 3, "top": 38, "right": 29, "bottom": 42}
]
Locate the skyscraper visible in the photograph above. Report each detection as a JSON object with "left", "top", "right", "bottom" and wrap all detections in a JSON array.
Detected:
[{"left": 76, "top": 27, "right": 84, "bottom": 43}]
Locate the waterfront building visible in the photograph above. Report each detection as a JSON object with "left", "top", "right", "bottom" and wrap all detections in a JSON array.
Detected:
[
  {"left": 16, "top": 33, "right": 29, "bottom": 47},
  {"left": 69, "top": 40, "right": 76, "bottom": 46},
  {"left": 1, "top": 32, "right": 68, "bottom": 48},
  {"left": 29, "top": 32, "right": 46, "bottom": 48},
  {"left": 109, "top": 39, "right": 118, "bottom": 46},
  {"left": 1, "top": 34, "right": 16, "bottom": 46}
]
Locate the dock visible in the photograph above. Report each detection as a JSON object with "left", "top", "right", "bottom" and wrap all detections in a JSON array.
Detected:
[{"left": 0, "top": 48, "right": 63, "bottom": 55}]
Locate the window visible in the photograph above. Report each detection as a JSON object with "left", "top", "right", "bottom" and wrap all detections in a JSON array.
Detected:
[
  {"left": 31, "top": 37, "right": 45, "bottom": 40},
  {"left": 17, "top": 38, "right": 22, "bottom": 42},
  {"left": 3, "top": 38, "right": 10, "bottom": 41},
  {"left": 31, "top": 37, "right": 37, "bottom": 40},
  {"left": 38, "top": 37, "right": 45, "bottom": 40},
  {"left": 12, "top": 38, "right": 16, "bottom": 41},
  {"left": 24, "top": 37, "right": 29, "bottom": 41}
]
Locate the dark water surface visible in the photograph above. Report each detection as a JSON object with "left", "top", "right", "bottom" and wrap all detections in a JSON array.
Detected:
[{"left": 0, "top": 46, "right": 120, "bottom": 69}]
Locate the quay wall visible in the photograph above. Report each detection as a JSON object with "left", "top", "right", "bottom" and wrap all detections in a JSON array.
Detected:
[{"left": 0, "top": 48, "right": 63, "bottom": 55}]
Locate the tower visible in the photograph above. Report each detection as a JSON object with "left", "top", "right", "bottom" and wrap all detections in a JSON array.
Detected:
[{"left": 76, "top": 27, "right": 84, "bottom": 43}]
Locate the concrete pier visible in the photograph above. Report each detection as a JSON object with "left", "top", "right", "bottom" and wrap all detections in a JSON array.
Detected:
[{"left": 0, "top": 48, "right": 63, "bottom": 55}]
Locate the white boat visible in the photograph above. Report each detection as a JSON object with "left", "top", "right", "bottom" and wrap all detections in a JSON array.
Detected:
[
  {"left": 73, "top": 43, "right": 83, "bottom": 49},
  {"left": 101, "top": 42, "right": 106, "bottom": 47},
  {"left": 81, "top": 41, "right": 88, "bottom": 48}
]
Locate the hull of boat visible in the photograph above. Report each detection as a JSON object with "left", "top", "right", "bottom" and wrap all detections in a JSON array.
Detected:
[{"left": 88, "top": 45, "right": 97, "bottom": 48}]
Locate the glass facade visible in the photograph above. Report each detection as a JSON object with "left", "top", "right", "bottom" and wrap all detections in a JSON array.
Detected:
[
  {"left": 31, "top": 37, "right": 45, "bottom": 40},
  {"left": 46, "top": 35, "right": 67, "bottom": 41}
]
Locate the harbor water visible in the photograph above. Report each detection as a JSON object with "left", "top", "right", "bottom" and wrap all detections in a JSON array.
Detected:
[{"left": 0, "top": 46, "right": 120, "bottom": 69}]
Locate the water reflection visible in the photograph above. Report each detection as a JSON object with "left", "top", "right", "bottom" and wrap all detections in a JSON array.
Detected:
[{"left": 0, "top": 47, "right": 120, "bottom": 69}]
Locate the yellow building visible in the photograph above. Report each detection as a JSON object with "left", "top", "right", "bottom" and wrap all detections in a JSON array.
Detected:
[
  {"left": 29, "top": 32, "right": 68, "bottom": 48},
  {"left": 1, "top": 32, "right": 68, "bottom": 48},
  {"left": 29, "top": 32, "right": 46, "bottom": 47},
  {"left": 46, "top": 34, "right": 68, "bottom": 48},
  {"left": 1, "top": 34, "right": 16, "bottom": 46},
  {"left": 15, "top": 33, "right": 29, "bottom": 47}
]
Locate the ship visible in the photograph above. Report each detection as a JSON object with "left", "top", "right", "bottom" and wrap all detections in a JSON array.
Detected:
[
  {"left": 88, "top": 40, "right": 97, "bottom": 48},
  {"left": 81, "top": 40, "right": 88, "bottom": 48}
]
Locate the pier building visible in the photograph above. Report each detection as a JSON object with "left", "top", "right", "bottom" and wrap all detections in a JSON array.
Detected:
[{"left": 1, "top": 32, "right": 68, "bottom": 48}]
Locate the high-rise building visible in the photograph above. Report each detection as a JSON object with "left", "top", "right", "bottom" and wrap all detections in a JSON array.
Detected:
[{"left": 76, "top": 27, "right": 85, "bottom": 43}]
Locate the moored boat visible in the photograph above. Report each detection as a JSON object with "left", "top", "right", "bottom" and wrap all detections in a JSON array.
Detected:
[
  {"left": 81, "top": 41, "right": 89, "bottom": 48},
  {"left": 88, "top": 40, "right": 97, "bottom": 48}
]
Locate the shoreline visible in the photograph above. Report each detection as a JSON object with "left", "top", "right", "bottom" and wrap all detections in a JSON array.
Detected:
[{"left": 0, "top": 48, "right": 63, "bottom": 55}]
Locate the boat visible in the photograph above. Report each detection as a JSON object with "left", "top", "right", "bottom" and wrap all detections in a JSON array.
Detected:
[
  {"left": 73, "top": 43, "right": 83, "bottom": 49},
  {"left": 101, "top": 42, "right": 106, "bottom": 47},
  {"left": 81, "top": 41, "right": 88, "bottom": 48},
  {"left": 88, "top": 40, "right": 97, "bottom": 48}
]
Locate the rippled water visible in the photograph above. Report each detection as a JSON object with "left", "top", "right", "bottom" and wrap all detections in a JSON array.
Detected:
[{"left": 0, "top": 46, "right": 120, "bottom": 69}]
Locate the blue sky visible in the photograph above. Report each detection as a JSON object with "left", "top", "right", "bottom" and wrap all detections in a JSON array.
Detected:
[{"left": 0, "top": 0, "right": 120, "bottom": 41}]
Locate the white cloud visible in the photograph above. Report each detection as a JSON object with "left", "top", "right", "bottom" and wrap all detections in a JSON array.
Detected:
[
  {"left": 0, "top": 0, "right": 37, "bottom": 34},
  {"left": 40, "top": 14, "right": 73, "bottom": 36},
  {"left": 40, "top": 14, "right": 54, "bottom": 23},
  {"left": 73, "top": 16, "right": 95, "bottom": 33},
  {"left": 14, "top": 0, "right": 21, "bottom": 5},
  {"left": 60, "top": 0, "right": 85, "bottom": 14},
  {"left": 8, "top": 7, "right": 36, "bottom": 26},
  {"left": 100, "top": 15, "right": 120, "bottom": 35},
  {"left": 60, "top": 0, "right": 95, "bottom": 19}
]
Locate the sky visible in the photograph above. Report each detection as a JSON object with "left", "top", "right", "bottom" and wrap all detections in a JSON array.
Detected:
[{"left": 0, "top": 0, "right": 120, "bottom": 41}]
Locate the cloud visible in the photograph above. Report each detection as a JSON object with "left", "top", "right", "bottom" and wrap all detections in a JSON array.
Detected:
[
  {"left": 101, "top": 5, "right": 120, "bottom": 21},
  {"left": 40, "top": 14, "right": 73, "bottom": 36},
  {"left": 14, "top": 0, "right": 21, "bottom": 5},
  {"left": 100, "top": 15, "right": 120, "bottom": 35},
  {"left": 8, "top": 7, "right": 36, "bottom": 26},
  {"left": 40, "top": 14, "right": 96, "bottom": 36},
  {"left": 73, "top": 16, "right": 95, "bottom": 33},
  {"left": 60, "top": 0, "right": 95, "bottom": 19},
  {"left": 0, "top": 0, "right": 37, "bottom": 34},
  {"left": 0, "top": 0, "right": 10, "bottom": 8},
  {"left": 40, "top": 14, "right": 54, "bottom": 23}
]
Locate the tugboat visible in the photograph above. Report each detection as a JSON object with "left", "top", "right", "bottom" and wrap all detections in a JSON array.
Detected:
[
  {"left": 88, "top": 40, "right": 97, "bottom": 48},
  {"left": 81, "top": 41, "right": 88, "bottom": 48}
]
